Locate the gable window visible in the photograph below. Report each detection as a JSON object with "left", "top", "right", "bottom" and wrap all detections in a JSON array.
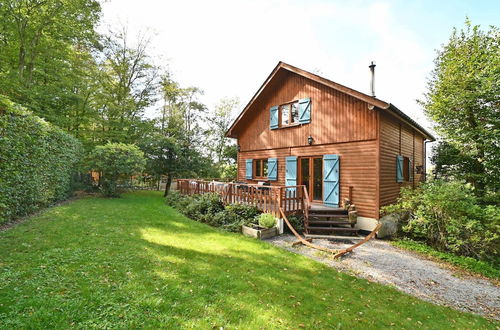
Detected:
[
  {"left": 280, "top": 101, "right": 299, "bottom": 127},
  {"left": 254, "top": 159, "right": 268, "bottom": 179}
]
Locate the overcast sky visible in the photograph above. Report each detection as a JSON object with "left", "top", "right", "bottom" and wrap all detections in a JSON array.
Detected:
[{"left": 100, "top": 0, "right": 499, "bottom": 134}]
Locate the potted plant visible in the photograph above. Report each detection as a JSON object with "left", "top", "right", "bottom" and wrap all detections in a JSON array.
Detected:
[{"left": 242, "top": 213, "right": 278, "bottom": 239}]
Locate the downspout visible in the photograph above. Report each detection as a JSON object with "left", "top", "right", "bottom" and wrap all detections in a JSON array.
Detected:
[{"left": 424, "top": 140, "right": 431, "bottom": 181}]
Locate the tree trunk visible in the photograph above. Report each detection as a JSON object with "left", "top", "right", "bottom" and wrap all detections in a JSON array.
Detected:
[{"left": 164, "top": 174, "right": 173, "bottom": 197}]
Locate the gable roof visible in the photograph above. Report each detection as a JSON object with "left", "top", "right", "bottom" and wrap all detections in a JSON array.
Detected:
[{"left": 226, "top": 61, "right": 435, "bottom": 141}]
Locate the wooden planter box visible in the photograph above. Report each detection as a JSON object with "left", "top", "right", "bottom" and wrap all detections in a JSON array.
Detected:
[{"left": 242, "top": 225, "right": 278, "bottom": 239}]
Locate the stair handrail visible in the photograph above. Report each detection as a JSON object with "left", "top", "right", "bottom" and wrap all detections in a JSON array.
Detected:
[
  {"left": 280, "top": 206, "right": 382, "bottom": 258},
  {"left": 279, "top": 207, "right": 338, "bottom": 254}
]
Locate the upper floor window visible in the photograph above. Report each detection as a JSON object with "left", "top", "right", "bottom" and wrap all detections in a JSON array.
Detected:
[
  {"left": 280, "top": 101, "right": 299, "bottom": 127},
  {"left": 270, "top": 97, "right": 310, "bottom": 130}
]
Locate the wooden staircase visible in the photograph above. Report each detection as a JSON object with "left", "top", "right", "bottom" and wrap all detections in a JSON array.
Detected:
[{"left": 304, "top": 207, "right": 359, "bottom": 237}]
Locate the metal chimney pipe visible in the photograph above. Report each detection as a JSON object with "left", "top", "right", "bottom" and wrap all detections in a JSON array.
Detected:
[{"left": 369, "top": 61, "right": 376, "bottom": 97}]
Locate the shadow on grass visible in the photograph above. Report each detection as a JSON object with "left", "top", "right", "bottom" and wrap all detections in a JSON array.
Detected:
[{"left": 0, "top": 191, "right": 495, "bottom": 329}]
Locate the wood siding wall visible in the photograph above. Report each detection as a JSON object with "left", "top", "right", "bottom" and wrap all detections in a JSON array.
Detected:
[
  {"left": 234, "top": 69, "right": 428, "bottom": 220},
  {"left": 236, "top": 70, "right": 377, "bottom": 151},
  {"left": 379, "top": 112, "right": 426, "bottom": 208},
  {"left": 237, "top": 140, "right": 378, "bottom": 219}
]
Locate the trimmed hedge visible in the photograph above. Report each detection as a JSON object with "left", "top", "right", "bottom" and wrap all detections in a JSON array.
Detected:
[{"left": 0, "top": 95, "right": 82, "bottom": 224}]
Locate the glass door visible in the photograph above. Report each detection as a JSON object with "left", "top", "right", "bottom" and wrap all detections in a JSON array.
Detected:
[
  {"left": 312, "top": 157, "right": 323, "bottom": 201},
  {"left": 299, "top": 157, "right": 323, "bottom": 202}
]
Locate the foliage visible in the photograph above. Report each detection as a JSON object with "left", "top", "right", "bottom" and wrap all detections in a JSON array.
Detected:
[
  {"left": 0, "top": 191, "right": 494, "bottom": 328},
  {"left": 383, "top": 179, "right": 499, "bottom": 262},
  {"left": 88, "top": 143, "right": 146, "bottom": 197},
  {"left": 257, "top": 213, "right": 276, "bottom": 229},
  {"left": 205, "top": 97, "right": 239, "bottom": 164},
  {"left": 392, "top": 239, "right": 500, "bottom": 279},
  {"left": 218, "top": 163, "right": 237, "bottom": 181},
  {"left": 0, "top": 0, "right": 101, "bottom": 141},
  {"left": 0, "top": 95, "right": 81, "bottom": 224},
  {"left": 421, "top": 20, "right": 500, "bottom": 196},
  {"left": 92, "top": 27, "right": 160, "bottom": 145},
  {"left": 165, "top": 192, "right": 261, "bottom": 232},
  {"left": 287, "top": 215, "right": 304, "bottom": 233}
]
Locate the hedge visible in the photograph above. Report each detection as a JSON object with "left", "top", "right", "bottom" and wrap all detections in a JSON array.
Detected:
[{"left": 0, "top": 95, "right": 82, "bottom": 224}]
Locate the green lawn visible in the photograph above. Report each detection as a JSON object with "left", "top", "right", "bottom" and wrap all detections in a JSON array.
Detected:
[{"left": 0, "top": 191, "right": 496, "bottom": 329}]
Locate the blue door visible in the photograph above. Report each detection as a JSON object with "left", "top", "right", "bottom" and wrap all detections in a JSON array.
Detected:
[
  {"left": 323, "top": 154, "right": 340, "bottom": 207},
  {"left": 285, "top": 156, "right": 297, "bottom": 194}
]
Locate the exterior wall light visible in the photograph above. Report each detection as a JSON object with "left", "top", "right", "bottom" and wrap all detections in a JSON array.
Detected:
[{"left": 307, "top": 136, "right": 314, "bottom": 145}]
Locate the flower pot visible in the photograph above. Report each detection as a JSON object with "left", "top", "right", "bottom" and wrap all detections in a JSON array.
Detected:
[{"left": 241, "top": 224, "right": 278, "bottom": 239}]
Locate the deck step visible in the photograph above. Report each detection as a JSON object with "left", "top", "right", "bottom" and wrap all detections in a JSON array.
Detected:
[
  {"left": 307, "top": 220, "right": 351, "bottom": 225},
  {"left": 304, "top": 234, "right": 364, "bottom": 240},
  {"left": 306, "top": 226, "right": 358, "bottom": 232},
  {"left": 309, "top": 209, "right": 347, "bottom": 215},
  {"left": 308, "top": 214, "right": 348, "bottom": 219}
]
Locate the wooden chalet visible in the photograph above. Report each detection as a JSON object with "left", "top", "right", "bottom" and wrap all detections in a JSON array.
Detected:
[{"left": 223, "top": 61, "right": 435, "bottom": 232}]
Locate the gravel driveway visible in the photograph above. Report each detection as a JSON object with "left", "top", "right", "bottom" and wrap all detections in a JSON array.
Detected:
[{"left": 266, "top": 235, "right": 500, "bottom": 320}]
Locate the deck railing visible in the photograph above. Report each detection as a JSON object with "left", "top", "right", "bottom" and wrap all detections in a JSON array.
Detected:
[{"left": 176, "top": 179, "right": 308, "bottom": 217}]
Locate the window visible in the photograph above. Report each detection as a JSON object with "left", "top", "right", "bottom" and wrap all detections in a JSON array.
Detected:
[
  {"left": 254, "top": 159, "right": 268, "bottom": 178},
  {"left": 402, "top": 156, "right": 413, "bottom": 181},
  {"left": 280, "top": 101, "right": 299, "bottom": 127}
]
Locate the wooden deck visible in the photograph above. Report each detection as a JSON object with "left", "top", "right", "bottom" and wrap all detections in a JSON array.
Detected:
[{"left": 176, "top": 179, "right": 309, "bottom": 217}]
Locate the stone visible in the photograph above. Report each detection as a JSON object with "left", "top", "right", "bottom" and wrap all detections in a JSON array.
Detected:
[{"left": 377, "top": 213, "right": 400, "bottom": 238}]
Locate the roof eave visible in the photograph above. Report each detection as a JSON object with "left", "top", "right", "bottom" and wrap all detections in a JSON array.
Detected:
[{"left": 386, "top": 104, "right": 436, "bottom": 141}]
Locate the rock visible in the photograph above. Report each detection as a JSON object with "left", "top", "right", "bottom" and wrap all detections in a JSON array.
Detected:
[{"left": 377, "top": 213, "right": 399, "bottom": 238}]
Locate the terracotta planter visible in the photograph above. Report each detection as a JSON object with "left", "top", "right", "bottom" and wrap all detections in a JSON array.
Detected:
[{"left": 241, "top": 224, "right": 278, "bottom": 239}]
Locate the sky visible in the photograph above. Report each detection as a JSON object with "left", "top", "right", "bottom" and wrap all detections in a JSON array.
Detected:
[{"left": 100, "top": 0, "right": 499, "bottom": 135}]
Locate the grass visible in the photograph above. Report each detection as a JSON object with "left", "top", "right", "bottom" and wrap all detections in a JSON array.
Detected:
[
  {"left": 392, "top": 239, "right": 500, "bottom": 279},
  {"left": 0, "top": 191, "right": 497, "bottom": 329}
]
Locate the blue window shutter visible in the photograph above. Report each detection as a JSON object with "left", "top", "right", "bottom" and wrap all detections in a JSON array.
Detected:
[
  {"left": 323, "top": 154, "right": 340, "bottom": 207},
  {"left": 285, "top": 156, "right": 297, "bottom": 193},
  {"left": 270, "top": 105, "right": 279, "bottom": 129},
  {"left": 246, "top": 159, "right": 253, "bottom": 179},
  {"left": 267, "top": 158, "right": 278, "bottom": 181},
  {"left": 298, "top": 98, "right": 311, "bottom": 124},
  {"left": 396, "top": 155, "right": 404, "bottom": 183}
]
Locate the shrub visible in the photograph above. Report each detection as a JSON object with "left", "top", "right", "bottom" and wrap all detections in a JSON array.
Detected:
[
  {"left": 165, "top": 193, "right": 261, "bottom": 233},
  {"left": 258, "top": 213, "right": 276, "bottom": 229},
  {"left": 183, "top": 193, "right": 224, "bottom": 223},
  {"left": 383, "top": 179, "right": 499, "bottom": 262},
  {"left": 286, "top": 215, "right": 304, "bottom": 233},
  {"left": 88, "top": 143, "right": 146, "bottom": 197},
  {"left": 0, "top": 96, "right": 82, "bottom": 224},
  {"left": 165, "top": 190, "right": 184, "bottom": 207}
]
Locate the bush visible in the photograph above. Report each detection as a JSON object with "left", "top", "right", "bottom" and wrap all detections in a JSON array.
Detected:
[
  {"left": 383, "top": 179, "right": 499, "bottom": 262},
  {"left": 0, "top": 96, "right": 82, "bottom": 224},
  {"left": 258, "top": 213, "right": 276, "bottom": 229},
  {"left": 88, "top": 143, "right": 146, "bottom": 197},
  {"left": 165, "top": 193, "right": 261, "bottom": 233},
  {"left": 286, "top": 215, "right": 304, "bottom": 233},
  {"left": 183, "top": 193, "right": 225, "bottom": 223},
  {"left": 165, "top": 190, "right": 184, "bottom": 207}
]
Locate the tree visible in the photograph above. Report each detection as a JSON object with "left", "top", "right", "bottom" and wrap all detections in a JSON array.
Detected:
[
  {"left": 88, "top": 143, "right": 146, "bottom": 197},
  {"left": 207, "top": 97, "right": 239, "bottom": 164},
  {"left": 421, "top": 20, "right": 500, "bottom": 197},
  {"left": 93, "top": 27, "right": 160, "bottom": 145},
  {"left": 139, "top": 133, "right": 183, "bottom": 196},
  {"left": 0, "top": 0, "right": 101, "bottom": 126},
  {"left": 431, "top": 141, "right": 478, "bottom": 182}
]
